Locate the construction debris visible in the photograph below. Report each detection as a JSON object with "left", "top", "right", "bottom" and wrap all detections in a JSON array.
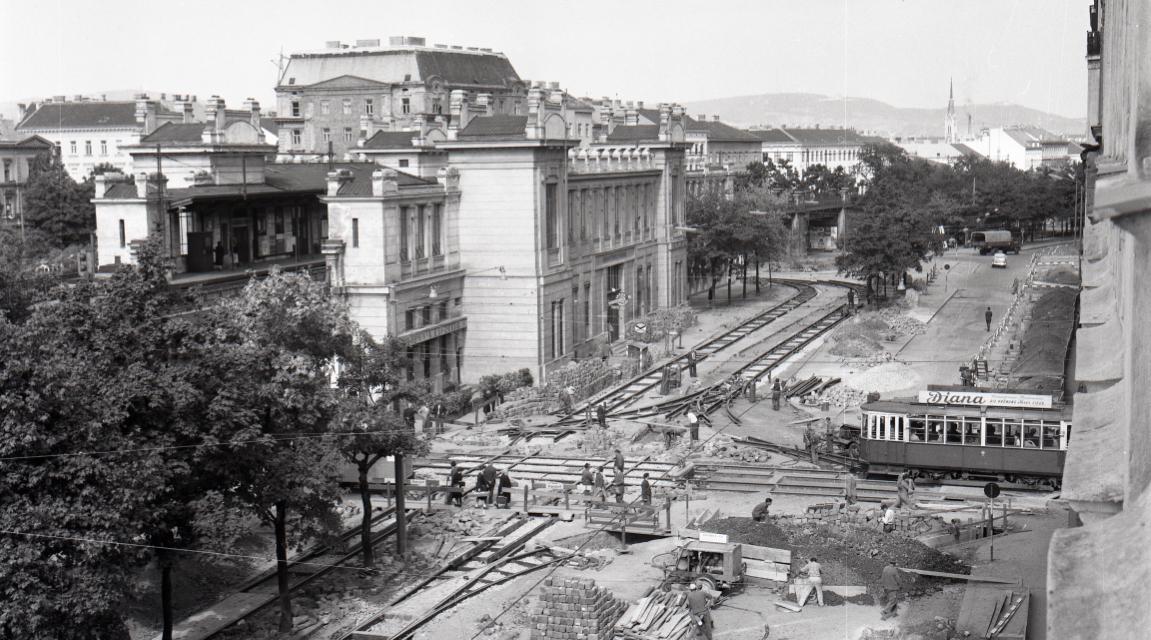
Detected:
[{"left": 614, "top": 588, "right": 698, "bottom": 640}]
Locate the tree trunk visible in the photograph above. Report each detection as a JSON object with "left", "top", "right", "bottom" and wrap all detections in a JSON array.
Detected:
[
  {"left": 394, "top": 454, "right": 407, "bottom": 556},
  {"left": 741, "top": 258, "right": 747, "bottom": 299},
  {"left": 768, "top": 254, "right": 773, "bottom": 287},
  {"left": 275, "top": 502, "right": 293, "bottom": 633},
  {"left": 161, "top": 555, "right": 173, "bottom": 640},
  {"left": 359, "top": 462, "right": 375, "bottom": 569},
  {"left": 726, "top": 261, "right": 732, "bottom": 304},
  {"left": 755, "top": 254, "right": 760, "bottom": 294}
]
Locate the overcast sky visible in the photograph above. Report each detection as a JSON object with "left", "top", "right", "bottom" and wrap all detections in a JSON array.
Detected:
[{"left": 2, "top": 0, "right": 1090, "bottom": 120}]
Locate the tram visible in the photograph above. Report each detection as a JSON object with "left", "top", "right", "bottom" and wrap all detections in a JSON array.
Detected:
[{"left": 858, "top": 389, "right": 1071, "bottom": 490}]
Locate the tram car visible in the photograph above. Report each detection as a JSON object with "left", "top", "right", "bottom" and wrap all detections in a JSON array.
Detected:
[{"left": 858, "top": 390, "right": 1071, "bottom": 490}]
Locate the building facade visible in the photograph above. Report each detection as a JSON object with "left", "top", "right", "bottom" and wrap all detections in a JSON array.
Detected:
[
  {"left": 750, "top": 127, "right": 874, "bottom": 173},
  {"left": 979, "top": 127, "right": 1072, "bottom": 170},
  {"left": 274, "top": 37, "right": 526, "bottom": 162},
  {"left": 0, "top": 133, "right": 53, "bottom": 225}
]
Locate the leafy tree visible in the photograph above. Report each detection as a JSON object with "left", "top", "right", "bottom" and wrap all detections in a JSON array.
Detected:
[
  {"left": 0, "top": 241, "right": 201, "bottom": 639},
  {"left": 22, "top": 150, "right": 95, "bottom": 247},
  {"left": 199, "top": 268, "right": 353, "bottom": 634},
  {"left": 334, "top": 332, "right": 429, "bottom": 569},
  {"left": 836, "top": 205, "right": 939, "bottom": 283}
]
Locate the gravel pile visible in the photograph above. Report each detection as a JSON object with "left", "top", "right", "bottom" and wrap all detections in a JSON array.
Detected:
[
  {"left": 844, "top": 362, "right": 918, "bottom": 394},
  {"left": 879, "top": 308, "right": 927, "bottom": 336},
  {"left": 819, "top": 385, "right": 872, "bottom": 407}
]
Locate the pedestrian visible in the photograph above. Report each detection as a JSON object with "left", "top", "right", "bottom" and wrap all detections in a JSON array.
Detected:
[
  {"left": 801, "top": 557, "right": 825, "bottom": 607},
  {"left": 688, "top": 350, "right": 698, "bottom": 378},
  {"left": 751, "top": 497, "right": 772, "bottom": 522},
  {"left": 663, "top": 427, "right": 674, "bottom": 450},
  {"left": 612, "top": 467, "right": 626, "bottom": 503},
  {"left": 614, "top": 448, "right": 626, "bottom": 473},
  {"left": 896, "top": 472, "right": 914, "bottom": 509},
  {"left": 474, "top": 468, "right": 492, "bottom": 508},
  {"left": 985, "top": 306, "right": 993, "bottom": 331},
  {"left": 687, "top": 411, "right": 699, "bottom": 441},
  {"left": 496, "top": 468, "right": 513, "bottom": 508},
  {"left": 844, "top": 470, "right": 858, "bottom": 506},
  {"left": 880, "top": 561, "right": 903, "bottom": 619},
  {"left": 686, "top": 583, "right": 714, "bottom": 640},
  {"left": 594, "top": 466, "right": 608, "bottom": 502},
  {"left": 640, "top": 473, "right": 652, "bottom": 505},
  {"left": 847, "top": 288, "right": 855, "bottom": 313},
  {"left": 213, "top": 241, "right": 226, "bottom": 269},
  {"left": 771, "top": 378, "right": 782, "bottom": 411},
  {"left": 481, "top": 463, "right": 498, "bottom": 508},
  {"left": 707, "top": 284, "right": 714, "bottom": 308},
  {"left": 446, "top": 461, "right": 464, "bottom": 506},
  {"left": 596, "top": 403, "right": 608, "bottom": 429},
  {"left": 580, "top": 462, "right": 594, "bottom": 494}
]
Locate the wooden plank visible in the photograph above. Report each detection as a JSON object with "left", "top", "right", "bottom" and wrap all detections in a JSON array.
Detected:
[
  {"left": 745, "top": 558, "right": 790, "bottom": 574},
  {"left": 774, "top": 601, "right": 802, "bottom": 612},
  {"left": 741, "top": 543, "right": 792, "bottom": 565},
  {"left": 745, "top": 566, "right": 789, "bottom": 582},
  {"left": 898, "top": 568, "right": 1020, "bottom": 584}
]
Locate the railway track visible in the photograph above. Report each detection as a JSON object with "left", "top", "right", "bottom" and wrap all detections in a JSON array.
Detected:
[{"left": 345, "top": 516, "right": 561, "bottom": 640}]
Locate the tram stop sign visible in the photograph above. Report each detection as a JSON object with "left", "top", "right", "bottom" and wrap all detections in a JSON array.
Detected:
[{"left": 984, "top": 482, "right": 1001, "bottom": 499}]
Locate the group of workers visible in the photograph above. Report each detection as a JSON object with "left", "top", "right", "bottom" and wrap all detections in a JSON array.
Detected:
[
  {"left": 442, "top": 460, "right": 515, "bottom": 508},
  {"left": 578, "top": 449, "right": 654, "bottom": 505}
]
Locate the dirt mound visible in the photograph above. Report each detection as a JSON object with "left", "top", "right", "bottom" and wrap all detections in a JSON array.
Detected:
[{"left": 702, "top": 517, "right": 968, "bottom": 594}]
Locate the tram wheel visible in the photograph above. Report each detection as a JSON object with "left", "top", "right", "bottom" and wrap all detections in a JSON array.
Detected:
[{"left": 847, "top": 442, "right": 860, "bottom": 458}]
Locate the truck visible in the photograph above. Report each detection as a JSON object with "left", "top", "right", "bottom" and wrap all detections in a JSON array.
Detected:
[{"left": 970, "top": 230, "right": 1021, "bottom": 255}]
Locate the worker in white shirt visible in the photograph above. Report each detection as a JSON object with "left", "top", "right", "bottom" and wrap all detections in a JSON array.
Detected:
[{"left": 801, "top": 557, "right": 825, "bottom": 607}]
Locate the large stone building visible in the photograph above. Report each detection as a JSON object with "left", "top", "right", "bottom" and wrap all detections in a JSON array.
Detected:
[
  {"left": 978, "top": 126, "right": 1074, "bottom": 170},
  {"left": 1046, "top": 1, "right": 1151, "bottom": 637},
  {"left": 274, "top": 37, "right": 526, "bottom": 162},
  {"left": 749, "top": 126, "right": 875, "bottom": 173},
  {"left": 15, "top": 95, "right": 194, "bottom": 180},
  {"left": 0, "top": 130, "right": 53, "bottom": 225},
  {"left": 94, "top": 81, "right": 692, "bottom": 385}
]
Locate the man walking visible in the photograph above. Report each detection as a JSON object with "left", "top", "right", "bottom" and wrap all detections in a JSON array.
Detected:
[
  {"left": 686, "top": 583, "right": 714, "bottom": 640},
  {"left": 985, "top": 307, "right": 993, "bottom": 331},
  {"left": 771, "top": 378, "right": 782, "bottom": 411},
  {"left": 880, "top": 561, "right": 903, "bottom": 619},
  {"left": 613, "top": 448, "right": 626, "bottom": 474},
  {"left": 594, "top": 466, "right": 608, "bottom": 502},
  {"left": 688, "top": 350, "right": 698, "bottom": 378},
  {"left": 640, "top": 473, "right": 652, "bottom": 505},
  {"left": 844, "top": 470, "right": 858, "bottom": 506},
  {"left": 596, "top": 403, "right": 608, "bottom": 429},
  {"left": 446, "top": 460, "right": 464, "bottom": 506},
  {"left": 612, "top": 466, "right": 626, "bottom": 503},
  {"left": 686, "top": 411, "right": 699, "bottom": 441},
  {"left": 579, "top": 462, "right": 594, "bottom": 495},
  {"left": 801, "top": 557, "right": 825, "bottom": 607}
]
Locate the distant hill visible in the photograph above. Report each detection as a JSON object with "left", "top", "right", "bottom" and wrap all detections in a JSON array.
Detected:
[{"left": 680, "top": 93, "right": 1086, "bottom": 139}]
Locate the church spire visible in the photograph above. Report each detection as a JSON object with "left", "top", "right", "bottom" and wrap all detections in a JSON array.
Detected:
[{"left": 945, "top": 78, "right": 957, "bottom": 143}]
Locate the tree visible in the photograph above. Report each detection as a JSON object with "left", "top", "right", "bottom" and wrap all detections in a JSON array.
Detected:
[
  {"left": 0, "top": 241, "right": 202, "bottom": 639},
  {"left": 199, "top": 269, "right": 352, "bottom": 634},
  {"left": 836, "top": 205, "right": 939, "bottom": 285},
  {"left": 21, "top": 150, "right": 95, "bottom": 248},
  {"left": 335, "top": 331, "right": 429, "bottom": 568}
]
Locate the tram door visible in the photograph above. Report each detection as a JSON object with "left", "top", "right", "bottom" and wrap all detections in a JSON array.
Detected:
[{"left": 606, "top": 265, "right": 622, "bottom": 342}]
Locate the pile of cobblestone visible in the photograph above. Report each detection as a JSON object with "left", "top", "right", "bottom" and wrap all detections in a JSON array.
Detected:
[
  {"left": 530, "top": 577, "right": 628, "bottom": 640},
  {"left": 819, "top": 384, "right": 873, "bottom": 408},
  {"left": 780, "top": 503, "right": 947, "bottom": 537}
]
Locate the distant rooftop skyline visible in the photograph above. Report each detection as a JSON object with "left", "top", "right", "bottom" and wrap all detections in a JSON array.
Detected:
[{"left": 1, "top": 0, "right": 1089, "bottom": 121}]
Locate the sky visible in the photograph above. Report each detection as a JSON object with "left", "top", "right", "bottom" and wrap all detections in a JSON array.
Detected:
[{"left": 1, "top": 0, "right": 1090, "bottom": 120}]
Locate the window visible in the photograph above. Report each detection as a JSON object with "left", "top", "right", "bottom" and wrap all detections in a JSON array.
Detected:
[
  {"left": 401, "top": 98, "right": 411, "bottom": 114},
  {"left": 545, "top": 183, "right": 559, "bottom": 249},
  {"left": 584, "top": 283, "right": 591, "bottom": 333},
  {"left": 415, "top": 205, "right": 426, "bottom": 258},
  {"left": 431, "top": 204, "right": 442, "bottom": 256},
  {"left": 579, "top": 190, "right": 587, "bottom": 240},
  {"left": 291, "top": 100, "right": 300, "bottom": 118},
  {"left": 290, "top": 130, "right": 301, "bottom": 146},
  {"left": 572, "top": 286, "right": 580, "bottom": 342},
  {"left": 320, "top": 100, "right": 330, "bottom": 115},
  {"left": 344, "top": 127, "right": 353, "bottom": 142},
  {"left": 632, "top": 186, "right": 639, "bottom": 231},
  {"left": 399, "top": 159, "right": 409, "bottom": 167},
  {"left": 365, "top": 98, "right": 374, "bottom": 115},
  {"left": 2, "top": 160, "right": 9, "bottom": 183},
  {"left": 100, "top": 141, "right": 107, "bottom": 155},
  {"left": 612, "top": 187, "right": 620, "bottom": 235},
  {"left": 405, "top": 308, "right": 415, "bottom": 331},
  {"left": 551, "top": 299, "right": 565, "bottom": 358},
  {"left": 567, "top": 191, "right": 575, "bottom": 245},
  {"left": 85, "top": 141, "right": 92, "bottom": 156},
  {"left": 352, "top": 218, "right": 359, "bottom": 248},
  {"left": 322, "top": 128, "right": 331, "bottom": 144},
  {"left": 601, "top": 189, "right": 609, "bottom": 239},
  {"left": 438, "top": 300, "right": 449, "bottom": 321},
  {"left": 70, "top": 141, "right": 77, "bottom": 154},
  {"left": 342, "top": 99, "right": 352, "bottom": 115},
  {"left": 119, "top": 219, "right": 126, "bottom": 248},
  {"left": 399, "top": 206, "right": 409, "bottom": 261},
  {"left": 404, "top": 73, "right": 411, "bottom": 82},
  {"left": 420, "top": 305, "right": 432, "bottom": 325},
  {"left": 637, "top": 270, "right": 644, "bottom": 316},
  {"left": 643, "top": 184, "right": 651, "bottom": 229}
]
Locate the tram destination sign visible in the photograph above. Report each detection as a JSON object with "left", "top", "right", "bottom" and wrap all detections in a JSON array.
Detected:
[{"left": 917, "top": 390, "right": 1052, "bottom": 409}]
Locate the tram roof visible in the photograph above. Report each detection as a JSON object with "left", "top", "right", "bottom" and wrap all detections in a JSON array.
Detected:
[{"left": 862, "top": 398, "right": 1072, "bottom": 420}]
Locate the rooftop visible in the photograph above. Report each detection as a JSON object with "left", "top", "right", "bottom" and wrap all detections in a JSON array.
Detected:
[
  {"left": 17, "top": 101, "right": 175, "bottom": 130},
  {"left": 457, "top": 115, "right": 529, "bottom": 140},
  {"left": 280, "top": 45, "right": 521, "bottom": 90},
  {"left": 362, "top": 130, "right": 421, "bottom": 149}
]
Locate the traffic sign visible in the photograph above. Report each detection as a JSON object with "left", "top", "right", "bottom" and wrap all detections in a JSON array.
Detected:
[{"left": 984, "top": 482, "right": 1001, "bottom": 499}]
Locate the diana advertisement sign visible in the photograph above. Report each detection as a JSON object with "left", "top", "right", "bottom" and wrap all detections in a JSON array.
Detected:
[{"left": 917, "top": 390, "right": 1053, "bottom": 409}]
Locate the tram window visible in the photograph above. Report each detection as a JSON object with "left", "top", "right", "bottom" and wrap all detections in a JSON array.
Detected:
[
  {"left": 986, "top": 419, "right": 1003, "bottom": 446},
  {"left": 894, "top": 416, "right": 905, "bottom": 441},
  {"left": 909, "top": 418, "right": 927, "bottom": 441},
  {"left": 965, "top": 418, "right": 981, "bottom": 446},
  {"left": 1022, "top": 420, "right": 1041, "bottom": 448},
  {"left": 927, "top": 418, "right": 944, "bottom": 442},
  {"left": 1041, "top": 424, "right": 1060, "bottom": 449},
  {"left": 945, "top": 417, "right": 962, "bottom": 444},
  {"left": 1005, "top": 422, "right": 1022, "bottom": 447},
  {"left": 1064, "top": 424, "right": 1072, "bottom": 446}
]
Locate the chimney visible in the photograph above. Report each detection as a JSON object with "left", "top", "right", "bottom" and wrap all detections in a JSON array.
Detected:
[
  {"left": 135, "top": 95, "right": 157, "bottom": 134},
  {"left": 658, "top": 103, "right": 671, "bottom": 142},
  {"left": 448, "top": 89, "right": 465, "bottom": 140},
  {"left": 360, "top": 114, "right": 375, "bottom": 140},
  {"left": 206, "top": 95, "right": 225, "bottom": 130},
  {"left": 712, "top": 115, "right": 721, "bottom": 122},
  {"left": 17, "top": 103, "right": 27, "bottom": 119},
  {"left": 477, "top": 93, "right": 492, "bottom": 116},
  {"left": 244, "top": 97, "right": 261, "bottom": 129},
  {"left": 625, "top": 102, "right": 638, "bottom": 126},
  {"left": 356, "top": 39, "right": 380, "bottom": 48},
  {"left": 161, "top": 93, "right": 166, "bottom": 100},
  {"left": 697, "top": 114, "right": 706, "bottom": 122},
  {"left": 326, "top": 169, "right": 353, "bottom": 197},
  {"left": 135, "top": 173, "right": 149, "bottom": 198},
  {"left": 372, "top": 168, "right": 399, "bottom": 196},
  {"left": 99, "top": 94, "right": 106, "bottom": 102},
  {"left": 326, "top": 40, "right": 343, "bottom": 49},
  {"left": 181, "top": 99, "right": 195, "bottom": 124},
  {"left": 637, "top": 101, "right": 644, "bottom": 110},
  {"left": 94, "top": 174, "right": 108, "bottom": 199},
  {"left": 73, "top": 95, "right": 83, "bottom": 102},
  {"left": 53, "top": 95, "right": 65, "bottom": 103}
]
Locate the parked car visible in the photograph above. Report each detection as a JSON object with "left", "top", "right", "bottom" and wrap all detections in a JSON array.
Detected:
[{"left": 992, "top": 251, "right": 1008, "bottom": 268}]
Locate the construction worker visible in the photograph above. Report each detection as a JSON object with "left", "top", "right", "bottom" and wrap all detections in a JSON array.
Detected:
[
  {"left": 659, "top": 365, "right": 671, "bottom": 395},
  {"left": 804, "top": 424, "right": 819, "bottom": 464},
  {"left": 496, "top": 468, "right": 514, "bottom": 508},
  {"left": 579, "top": 462, "right": 594, "bottom": 495},
  {"left": 640, "top": 473, "right": 652, "bottom": 505},
  {"left": 880, "top": 561, "right": 903, "bottom": 619},
  {"left": 847, "top": 288, "right": 855, "bottom": 314},
  {"left": 896, "top": 472, "right": 915, "bottom": 509},
  {"left": 771, "top": 378, "right": 782, "bottom": 411},
  {"left": 446, "top": 461, "right": 464, "bottom": 506},
  {"left": 596, "top": 403, "right": 608, "bottom": 429},
  {"left": 613, "top": 448, "right": 626, "bottom": 474},
  {"left": 800, "top": 557, "right": 825, "bottom": 607},
  {"left": 686, "top": 411, "right": 700, "bottom": 441},
  {"left": 688, "top": 350, "right": 699, "bottom": 378},
  {"left": 746, "top": 377, "right": 757, "bottom": 403},
  {"left": 844, "top": 470, "right": 858, "bottom": 506},
  {"left": 686, "top": 583, "right": 714, "bottom": 640},
  {"left": 751, "top": 497, "right": 772, "bottom": 522}
]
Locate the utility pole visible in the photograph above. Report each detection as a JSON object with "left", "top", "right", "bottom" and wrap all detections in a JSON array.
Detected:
[{"left": 394, "top": 454, "right": 407, "bottom": 556}]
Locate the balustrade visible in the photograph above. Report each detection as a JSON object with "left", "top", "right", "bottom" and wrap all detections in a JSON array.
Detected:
[{"left": 567, "top": 146, "right": 656, "bottom": 173}]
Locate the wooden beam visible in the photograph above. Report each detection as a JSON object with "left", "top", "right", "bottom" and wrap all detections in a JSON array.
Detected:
[{"left": 898, "top": 568, "right": 1020, "bottom": 584}]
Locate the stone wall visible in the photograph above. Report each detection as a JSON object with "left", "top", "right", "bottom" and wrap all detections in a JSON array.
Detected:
[
  {"left": 778, "top": 503, "right": 947, "bottom": 537},
  {"left": 490, "top": 359, "right": 633, "bottom": 421}
]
